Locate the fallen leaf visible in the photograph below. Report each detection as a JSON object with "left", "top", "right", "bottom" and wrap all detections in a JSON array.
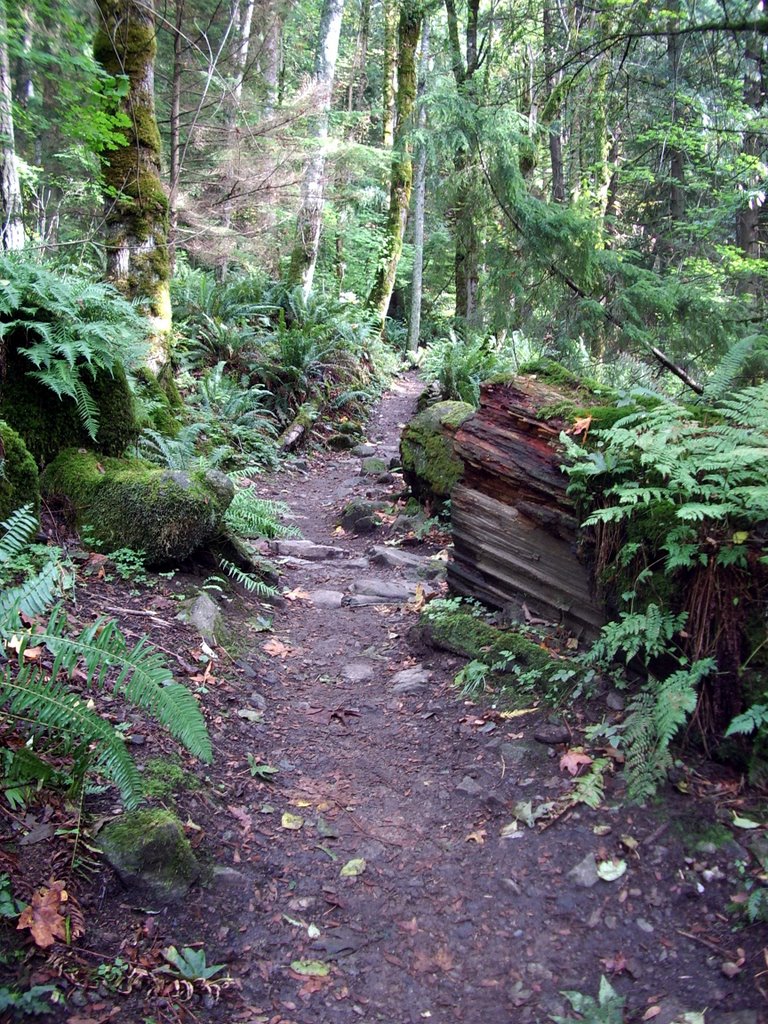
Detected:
[
  {"left": 238, "top": 709, "right": 263, "bottom": 723},
  {"left": 283, "top": 588, "right": 310, "bottom": 602},
  {"left": 642, "top": 1007, "right": 661, "bottom": 1021},
  {"left": 227, "top": 805, "right": 252, "bottom": 832},
  {"left": 340, "top": 858, "right": 366, "bottom": 877},
  {"left": 597, "top": 859, "right": 627, "bottom": 882},
  {"left": 17, "top": 879, "right": 70, "bottom": 947},
  {"left": 262, "top": 638, "right": 290, "bottom": 658},
  {"left": 465, "top": 829, "right": 487, "bottom": 845},
  {"left": 406, "top": 584, "right": 427, "bottom": 614},
  {"left": 499, "top": 707, "right": 537, "bottom": 719},
  {"left": 290, "top": 960, "right": 330, "bottom": 977},
  {"left": 620, "top": 834, "right": 639, "bottom": 853},
  {"left": 281, "top": 812, "right": 304, "bottom": 831},
  {"left": 732, "top": 813, "right": 762, "bottom": 830},
  {"left": 570, "top": 414, "right": 593, "bottom": 440},
  {"left": 560, "top": 749, "right": 593, "bottom": 776}
]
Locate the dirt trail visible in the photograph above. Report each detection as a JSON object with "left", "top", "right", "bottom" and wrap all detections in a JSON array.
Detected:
[{"left": 164, "top": 376, "right": 765, "bottom": 1024}]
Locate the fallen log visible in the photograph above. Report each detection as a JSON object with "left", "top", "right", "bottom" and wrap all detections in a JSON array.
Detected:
[{"left": 448, "top": 376, "right": 604, "bottom": 638}]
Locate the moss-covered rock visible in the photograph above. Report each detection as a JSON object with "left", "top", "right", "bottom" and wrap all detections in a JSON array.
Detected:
[
  {"left": 0, "top": 353, "right": 140, "bottom": 466},
  {"left": 100, "top": 809, "right": 200, "bottom": 904},
  {"left": 360, "top": 457, "right": 389, "bottom": 476},
  {"left": 41, "top": 450, "right": 234, "bottom": 563},
  {"left": 420, "top": 605, "right": 552, "bottom": 673},
  {"left": 400, "top": 400, "right": 474, "bottom": 503},
  {"left": 0, "top": 421, "right": 40, "bottom": 522}
]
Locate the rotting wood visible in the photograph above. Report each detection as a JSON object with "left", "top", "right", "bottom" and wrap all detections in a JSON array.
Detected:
[{"left": 448, "top": 377, "right": 604, "bottom": 638}]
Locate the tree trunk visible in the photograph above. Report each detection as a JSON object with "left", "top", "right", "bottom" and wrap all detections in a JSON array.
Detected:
[
  {"left": 407, "top": 19, "right": 429, "bottom": 353},
  {"left": 667, "top": 1, "right": 685, "bottom": 223},
  {"left": 229, "top": 0, "right": 256, "bottom": 126},
  {"left": 347, "top": 0, "right": 371, "bottom": 112},
  {"left": 382, "top": 0, "right": 398, "bottom": 146},
  {"left": 286, "top": 0, "right": 346, "bottom": 296},
  {"left": 0, "top": 0, "right": 25, "bottom": 251},
  {"left": 168, "top": 0, "right": 185, "bottom": 270},
  {"left": 444, "top": 0, "right": 481, "bottom": 325},
  {"left": 261, "top": 0, "right": 287, "bottom": 114},
  {"left": 94, "top": 0, "right": 171, "bottom": 366},
  {"left": 736, "top": 34, "right": 767, "bottom": 262},
  {"left": 367, "top": 5, "right": 421, "bottom": 329},
  {"left": 543, "top": 1, "right": 565, "bottom": 203}
]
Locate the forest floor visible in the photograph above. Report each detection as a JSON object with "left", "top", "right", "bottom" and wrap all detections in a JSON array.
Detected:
[{"left": 5, "top": 374, "right": 768, "bottom": 1024}]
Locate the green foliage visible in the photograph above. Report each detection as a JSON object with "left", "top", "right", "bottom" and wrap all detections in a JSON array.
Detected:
[
  {"left": 0, "top": 984, "right": 63, "bottom": 1018},
  {"left": 421, "top": 330, "right": 516, "bottom": 406},
  {"left": 0, "top": 506, "right": 212, "bottom": 810},
  {"left": 223, "top": 491, "right": 298, "bottom": 540},
  {"left": 551, "top": 976, "right": 625, "bottom": 1024},
  {"left": 160, "top": 946, "right": 228, "bottom": 983},
  {"left": 0, "top": 255, "right": 147, "bottom": 439},
  {"left": 566, "top": 382, "right": 768, "bottom": 790}
]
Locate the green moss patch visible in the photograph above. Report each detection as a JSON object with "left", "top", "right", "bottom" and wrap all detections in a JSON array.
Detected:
[
  {"left": 420, "top": 605, "right": 552, "bottom": 674},
  {"left": 100, "top": 808, "right": 200, "bottom": 904},
  {"left": 0, "top": 356, "right": 139, "bottom": 466},
  {"left": 400, "top": 400, "right": 474, "bottom": 502},
  {"left": 0, "top": 422, "right": 40, "bottom": 522},
  {"left": 41, "top": 449, "right": 233, "bottom": 564}
]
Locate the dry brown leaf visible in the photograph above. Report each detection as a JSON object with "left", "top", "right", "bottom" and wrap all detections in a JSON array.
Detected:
[
  {"left": 17, "top": 879, "right": 70, "bottom": 948},
  {"left": 642, "top": 1007, "right": 661, "bottom": 1021},
  {"left": 465, "top": 829, "right": 487, "bottom": 845},
  {"left": 560, "top": 749, "right": 593, "bottom": 776},
  {"left": 283, "top": 587, "right": 311, "bottom": 602},
  {"left": 227, "top": 805, "right": 252, "bottom": 832},
  {"left": 262, "top": 638, "right": 290, "bottom": 658}
]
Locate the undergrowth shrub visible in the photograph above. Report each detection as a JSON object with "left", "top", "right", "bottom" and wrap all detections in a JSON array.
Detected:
[
  {"left": 564, "top": 382, "right": 768, "bottom": 795},
  {"left": 0, "top": 506, "right": 212, "bottom": 809},
  {"left": 421, "top": 330, "right": 517, "bottom": 406},
  {"left": 0, "top": 253, "right": 147, "bottom": 439}
]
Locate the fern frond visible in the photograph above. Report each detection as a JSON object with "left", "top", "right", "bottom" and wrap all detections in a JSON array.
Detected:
[
  {"left": 217, "top": 557, "right": 277, "bottom": 597},
  {"left": 0, "top": 663, "right": 144, "bottom": 808},
  {"left": 37, "top": 611, "right": 212, "bottom": 763},
  {"left": 0, "top": 505, "right": 38, "bottom": 565}
]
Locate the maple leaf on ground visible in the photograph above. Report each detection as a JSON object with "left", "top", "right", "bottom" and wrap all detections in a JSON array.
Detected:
[
  {"left": 560, "top": 749, "right": 593, "bottom": 776},
  {"left": 17, "top": 879, "right": 82, "bottom": 948},
  {"left": 262, "top": 638, "right": 291, "bottom": 658},
  {"left": 283, "top": 588, "right": 311, "bottom": 602}
]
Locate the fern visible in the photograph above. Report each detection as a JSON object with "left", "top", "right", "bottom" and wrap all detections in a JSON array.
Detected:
[
  {"left": 217, "top": 557, "right": 277, "bottom": 597},
  {"left": 623, "top": 660, "right": 713, "bottom": 801},
  {"left": 0, "top": 507, "right": 212, "bottom": 809},
  {"left": 223, "top": 490, "right": 299, "bottom": 539},
  {"left": 0, "top": 254, "right": 148, "bottom": 437}
]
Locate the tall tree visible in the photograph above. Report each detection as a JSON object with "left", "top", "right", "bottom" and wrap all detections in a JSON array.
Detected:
[
  {"left": 286, "top": 0, "right": 345, "bottom": 296},
  {"left": 407, "top": 17, "right": 429, "bottom": 353},
  {"left": 94, "top": 0, "right": 171, "bottom": 364},
  {"left": 0, "top": 0, "right": 25, "bottom": 250},
  {"left": 367, "top": 1, "right": 422, "bottom": 327},
  {"left": 444, "top": 0, "right": 483, "bottom": 324}
]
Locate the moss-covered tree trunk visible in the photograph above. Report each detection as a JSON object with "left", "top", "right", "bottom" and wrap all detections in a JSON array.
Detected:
[
  {"left": 94, "top": 0, "right": 171, "bottom": 366},
  {"left": 382, "top": 0, "right": 398, "bottom": 147},
  {"left": 367, "top": 3, "right": 421, "bottom": 329},
  {"left": 407, "top": 19, "right": 429, "bottom": 354}
]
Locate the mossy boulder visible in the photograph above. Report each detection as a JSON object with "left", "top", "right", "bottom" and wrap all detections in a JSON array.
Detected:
[
  {"left": 41, "top": 450, "right": 234, "bottom": 563},
  {"left": 0, "top": 421, "right": 40, "bottom": 522},
  {"left": 100, "top": 809, "right": 200, "bottom": 904},
  {"left": 0, "top": 353, "right": 140, "bottom": 466},
  {"left": 420, "top": 605, "right": 551, "bottom": 674},
  {"left": 400, "top": 401, "right": 474, "bottom": 503}
]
